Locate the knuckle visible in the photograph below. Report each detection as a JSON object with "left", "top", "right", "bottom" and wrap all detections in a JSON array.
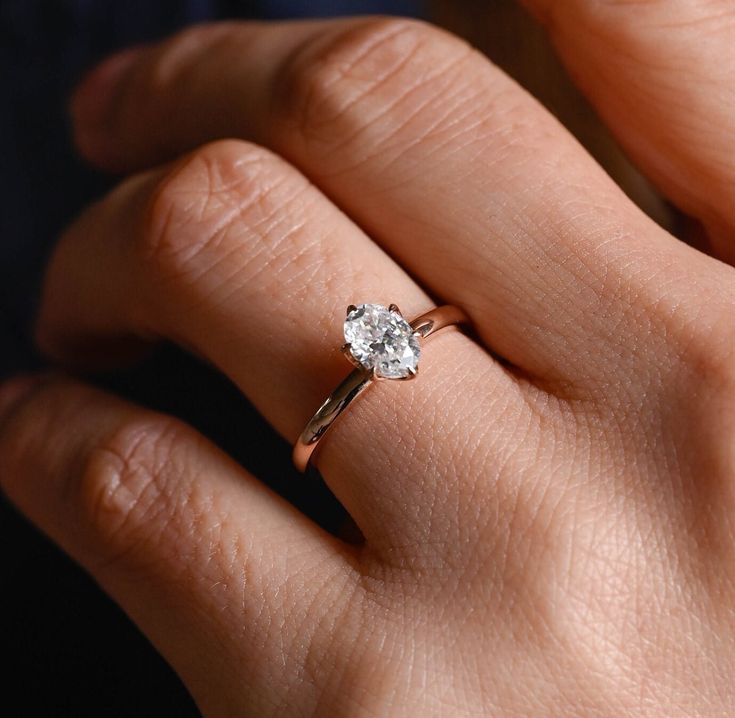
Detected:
[
  {"left": 78, "top": 415, "right": 188, "bottom": 569},
  {"left": 624, "top": 265, "right": 735, "bottom": 399},
  {"left": 668, "top": 307, "right": 735, "bottom": 509},
  {"left": 652, "top": 279, "right": 735, "bottom": 395},
  {"left": 683, "top": 321, "right": 735, "bottom": 398},
  {"left": 138, "top": 139, "right": 284, "bottom": 281},
  {"left": 275, "top": 17, "right": 471, "bottom": 147},
  {"left": 129, "top": 23, "right": 237, "bottom": 107}
]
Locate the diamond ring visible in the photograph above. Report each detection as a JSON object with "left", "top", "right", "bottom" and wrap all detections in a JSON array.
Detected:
[{"left": 292, "top": 303, "right": 469, "bottom": 472}]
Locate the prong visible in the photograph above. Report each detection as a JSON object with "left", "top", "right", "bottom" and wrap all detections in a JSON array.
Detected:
[
  {"left": 346, "top": 304, "right": 357, "bottom": 316},
  {"left": 389, "top": 303, "right": 402, "bottom": 315},
  {"left": 341, "top": 343, "right": 364, "bottom": 369},
  {"left": 392, "top": 366, "right": 418, "bottom": 381},
  {"left": 341, "top": 343, "right": 355, "bottom": 360}
]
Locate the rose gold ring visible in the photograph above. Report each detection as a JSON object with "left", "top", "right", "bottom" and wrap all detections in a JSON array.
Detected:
[{"left": 292, "top": 303, "right": 469, "bottom": 472}]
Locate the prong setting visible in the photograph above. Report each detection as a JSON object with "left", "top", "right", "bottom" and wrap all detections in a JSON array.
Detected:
[
  {"left": 293, "top": 304, "right": 469, "bottom": 471},
  {"left": 343, "top": 303, "right": 421, "bottom": 379},
  {"left": 341, "top": 342, "right": 364, "bottom": 369}
]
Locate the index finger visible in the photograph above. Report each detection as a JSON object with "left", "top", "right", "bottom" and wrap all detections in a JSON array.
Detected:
[{"left": 71, "top": 18, "right": 735, "bottom": 395}]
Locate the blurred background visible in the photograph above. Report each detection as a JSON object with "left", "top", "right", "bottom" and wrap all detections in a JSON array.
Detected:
[{"left": 0, "top": 1, "right": 662, "bottom": 715}]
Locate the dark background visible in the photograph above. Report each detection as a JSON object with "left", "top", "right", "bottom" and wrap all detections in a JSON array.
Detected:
[{"left": 0, "top": 1, "right": 422, "bottom": 715}]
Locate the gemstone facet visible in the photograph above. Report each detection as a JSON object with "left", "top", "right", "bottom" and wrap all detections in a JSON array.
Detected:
[{"left": 344, "top": 303, "right": 420, "bottom": 379}]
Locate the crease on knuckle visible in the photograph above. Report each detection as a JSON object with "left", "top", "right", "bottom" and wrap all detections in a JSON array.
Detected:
[
  {"left": 77, "top": 416, "right": 188, "bottom": 572},
  {"left": 138, "top": 140, "right": 288, "bottom": 284},
  {"left": 274, "top": 18, "right": 473, "bottom": 153}
]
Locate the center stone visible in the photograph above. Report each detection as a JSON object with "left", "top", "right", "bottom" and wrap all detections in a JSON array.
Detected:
[{"left": 344, "top": 303, "right": 421, "bottom": 379}]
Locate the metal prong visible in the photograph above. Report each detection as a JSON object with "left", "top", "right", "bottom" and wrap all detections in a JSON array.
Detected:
[
  {"left": 389, "top": 303, "right": 402, "bottom": 315},
  {"left": 341, "top": 343, "right": 365, "bottom": 370},
  {"left": 341, "top": 343, "right": 355, "bottom": 360},
  {"left": 390, "top": 366, "right": 418, "bottom": 381},
  {"left": 346, "top": 304, "right": 357, "bottom": 316}
]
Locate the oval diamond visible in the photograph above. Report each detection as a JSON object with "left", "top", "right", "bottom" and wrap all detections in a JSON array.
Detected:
[{"left": 344, "top": 303, "right": 420, "bottom": 379}]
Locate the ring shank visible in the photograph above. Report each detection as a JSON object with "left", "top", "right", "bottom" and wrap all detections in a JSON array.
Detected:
[{"left": 292, "top": 305, "right": 469, "bottom": 472}]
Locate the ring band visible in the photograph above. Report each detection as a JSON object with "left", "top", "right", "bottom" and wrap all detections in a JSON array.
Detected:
[{"left": 292, "top": 303, "right": 469, "bottom": 472}]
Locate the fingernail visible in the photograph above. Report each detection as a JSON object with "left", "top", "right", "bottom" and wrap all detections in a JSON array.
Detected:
[
  {"left": 0, "top": 374, "right": 46, "bottom": 420},
  {"left": 70, "top": 47, "right": 142, "bottom": 132}
]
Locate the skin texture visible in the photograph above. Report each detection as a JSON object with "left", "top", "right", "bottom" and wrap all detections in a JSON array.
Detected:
[{"left": 1, "top": 5, "right": 735, "bottom": 716}]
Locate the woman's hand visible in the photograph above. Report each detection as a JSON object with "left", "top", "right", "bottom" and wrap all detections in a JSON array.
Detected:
[{"left": 2, "top": 5, "right": 735, "bottom": 715}]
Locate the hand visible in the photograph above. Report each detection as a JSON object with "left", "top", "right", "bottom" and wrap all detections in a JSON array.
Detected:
[{"left": 2, "top": 7, "right": 735, "bottom": 716}]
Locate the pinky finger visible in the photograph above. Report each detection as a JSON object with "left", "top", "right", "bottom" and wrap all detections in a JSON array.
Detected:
[{"left": 0, "top": 375, "right": 355, "bottom": 716}]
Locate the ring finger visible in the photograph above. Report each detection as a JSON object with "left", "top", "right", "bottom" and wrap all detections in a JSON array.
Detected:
[{"left": 39, "top": 138, "right": 522, "bottom": 546}]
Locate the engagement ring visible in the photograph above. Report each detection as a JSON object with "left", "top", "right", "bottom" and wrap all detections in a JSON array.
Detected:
[{"left": 292, "top": 303, "right": 469, "bottom": 472}]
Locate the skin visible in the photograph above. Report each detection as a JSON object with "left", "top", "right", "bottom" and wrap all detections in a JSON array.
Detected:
[{"left": 1, "top": 3, "right": 735, "bottom": 715}]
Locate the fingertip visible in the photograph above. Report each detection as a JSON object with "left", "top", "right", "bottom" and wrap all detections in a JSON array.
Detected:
[
  {"left": 69, "top": 47, "right": 143, "bottom": 168},
  {"left": 70, "top": 47, "right": 141, "bottom": 127},
  {"left": 0, "top": 373, "right": 47, "bottom": 422}
]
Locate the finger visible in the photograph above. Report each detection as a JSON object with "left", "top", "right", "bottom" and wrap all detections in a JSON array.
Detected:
[
  {"left": 522, "top": 0, "right": 735, "bottom": 264},
  {"left": 69, "top": 19, "right": 734, "bottom": 393},
  {"left": 38, "top": 139, "right": 519, "bottom": 547},
  {"left": 0, "top": 375, "right": 353, "bottom": 716}
]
